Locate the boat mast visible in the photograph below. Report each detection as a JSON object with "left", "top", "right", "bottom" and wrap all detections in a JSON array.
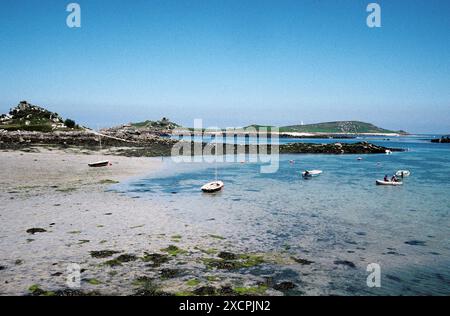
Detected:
[{"left": 215, "top": 134, "right": 218, "bottom": 181}]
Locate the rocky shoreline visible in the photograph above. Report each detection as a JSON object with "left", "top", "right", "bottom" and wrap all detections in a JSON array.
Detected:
[{"left": 0, "top": 130, "right": 403, "bottom": 156}]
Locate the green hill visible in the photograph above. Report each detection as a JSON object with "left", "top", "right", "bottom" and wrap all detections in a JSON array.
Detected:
[
  {"left": 0, "top": 101, "right": 79, "bottom": 132},
  {"left": 130, "top": 117, "right": 180, "bottom": 130},
  {"left": 279, "top": 121, "right": 400, "bottom": 134}
]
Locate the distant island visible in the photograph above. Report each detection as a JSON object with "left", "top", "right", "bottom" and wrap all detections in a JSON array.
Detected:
[{"left": 0, "top": 101, "right": 405, "bottom": 156}]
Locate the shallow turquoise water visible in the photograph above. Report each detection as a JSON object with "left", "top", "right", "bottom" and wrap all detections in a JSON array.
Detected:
[{"left": 116, "top": 137, "right": 450, "bottom": 295}]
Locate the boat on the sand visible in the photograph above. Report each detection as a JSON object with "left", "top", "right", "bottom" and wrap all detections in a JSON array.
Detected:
[
  {"left": 88, "top": 160, "right": 110, "bottom": 168},
  {"left": 201, "top": 181, "right": 224, "bottom": 193}
]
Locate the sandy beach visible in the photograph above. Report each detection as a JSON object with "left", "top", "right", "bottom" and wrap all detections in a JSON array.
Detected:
[{"left": 0, "top": 148, "right": 288, "bottom": 296}]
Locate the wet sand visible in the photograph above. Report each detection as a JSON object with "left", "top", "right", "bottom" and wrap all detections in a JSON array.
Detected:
[{"left": 0, "top": 148, "right": 289, "bottom": 296}]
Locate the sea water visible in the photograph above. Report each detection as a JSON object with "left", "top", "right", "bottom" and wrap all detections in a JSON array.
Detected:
[{"left": 116, "top": 136, "right": 450, "bottom": 295}]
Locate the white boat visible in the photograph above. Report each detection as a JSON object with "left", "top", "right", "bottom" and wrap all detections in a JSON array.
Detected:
[
  {"left": 302, "top": 170, "right": 323, "bottom": 178},
  {"left": 395, "top": 170, "right": 411, "bottom": 177},
  {"left": 385, "top": 150, "right": 392, "bottom": 155},
  {"left": 88, "top": 160, "right": 110, "bottom": 168},
  {"left": 376, "top": 180, "right": 403, "bottom": 186},
  {"left": 201, "top": 181, "right": 224, "bottom": 193}
]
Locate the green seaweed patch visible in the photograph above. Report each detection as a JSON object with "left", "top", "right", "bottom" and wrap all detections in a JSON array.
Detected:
[
  {"left": 206, "top": 275, "right": 220, "bottom": 282},
  {"left": 171, "top": 235, "right": 182, "bottom": 240},
  {"left": 141, "top": 253, "right": 170, "bottom": 267},
  {"left": 104, "top": 253, "right": 138, "bottom": 267},
  {"left": 202, "top": 253, "right": 265, "bottom": 270},
  {"left": 115, "top": 254, "right": 138, "bottom": 263},
  {"left": 90, "top": 250, "right": 120, "bottom": 258},
  {"left": 99, "top": 179, "right": 120, "bottom": 184},
  {"left": 161, "top": 245, "right": 187, "bottom": 256},
  {"left": 160, "top": 268, "right": 182, "bottom": 279},
  {"left": 209, "top": 234, "right": 225, "bottom": 240},
  {"left": 234, "top": 285, "right": 268, "bottom": 296},
  {"left": 28, "top": 284, "right": 56, "bottom": 296},
  {"left": 196, "top": 247, "right": 218, "bottom": 255},
  {"left": 175, "top": 291, "right": 194, "bottom": 296},
  {"left": 186, "top": 279, "right": 201, "bottom": 287},
  {"left": 56, "top": 187, "right": 77, "bottom": 193},
  {"left": 103, "top": 259, "right": 122, "bottom": 267},
  {"left": 130, "top": 224, "right": 145, "bottom": 229},
  {"left": 132, "top": 276, "right": 169, "bottom": 296},
  {"left": 86, "top": 278, "right": 102, "bottom": 285}
]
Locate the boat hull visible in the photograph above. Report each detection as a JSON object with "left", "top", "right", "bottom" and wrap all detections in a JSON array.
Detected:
[
  {"left": 88, "top": 160, "right": 110, "bottom": 168},
  {"left": 376, "top": 180, "right": 403, "bottom": 186},
  {"left": 201, "top": 181, "right": 224, "bottom": 193}
]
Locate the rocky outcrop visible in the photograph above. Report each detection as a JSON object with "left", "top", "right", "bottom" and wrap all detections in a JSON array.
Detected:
[
  {"left": 0, "top": 129, "right": 176, "bottom": 150},
  {"left": 279, "top": 141, "right": 402, "bottom": 154},
  {"left": 431, "top": 136, "right": 450, "bottom": 143}
]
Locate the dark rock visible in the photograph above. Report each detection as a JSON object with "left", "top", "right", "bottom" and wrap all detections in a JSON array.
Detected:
[
  {"left": 160, "top": 268, "right": 181, "bottom": 279},
  {"left": 218, "top": 286, "right": 237, "bottom": 296},
  {"left": 273, "top": 281, "right": 297, "bottom": 291},
  {"left": 218, "top": 251, "right": 238, "bottom": 260},
  {"left": 334, "top": 260, "right": 356, "bottom": 268},
  {"left": 404, "top": 240, "right": 426, "bottom": 246},
  {"left": 193, "top": 286, "right": 217, "bottom": 296},
  {"left": 291, "top": 257, "right": 314, "bottom": 265}
]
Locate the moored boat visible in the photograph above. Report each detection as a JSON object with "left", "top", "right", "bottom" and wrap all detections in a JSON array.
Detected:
[
  {"left": 302, "top": 170, "right": 323, "bottom": 178},
  {"left": 395, "top": 170, "right": 411, "bottom": 177},
  {"left": 201, "top": 181, "right": 224, "bottom": 193}
]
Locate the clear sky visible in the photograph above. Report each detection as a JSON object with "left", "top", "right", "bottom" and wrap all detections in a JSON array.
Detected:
[{"left": 0, "top": 0, "right": 449, "bottom": 133}]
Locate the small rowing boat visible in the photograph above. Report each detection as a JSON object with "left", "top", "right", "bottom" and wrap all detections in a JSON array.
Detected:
[
  {"left": 302, "top": 170, "right": 323, "bottom": 178},
  {"left": 376, "top": 180, "right": 403, "bottom": 186},
  {"left": 201, "top": 181, "right": 224, "bottom": 193},
  {"left": 395, "top": 170, "right": 411, "bottom": 177},
  {"left": 88, "top": 160, "right": 110, "bottom": 168}
]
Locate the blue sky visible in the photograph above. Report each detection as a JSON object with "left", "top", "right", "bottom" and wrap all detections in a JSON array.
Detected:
[{"left": 0, "top": 0, "right": 449, "bottom": 133}]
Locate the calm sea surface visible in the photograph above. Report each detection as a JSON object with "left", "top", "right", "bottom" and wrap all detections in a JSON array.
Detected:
[{"left": 115, "top": 136, "right": 450, "bottom": 295}]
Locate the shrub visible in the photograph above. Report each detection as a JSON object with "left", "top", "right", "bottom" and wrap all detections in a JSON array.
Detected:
[{"left": 64, "top": 118, "right": 76, "bottom": 128}]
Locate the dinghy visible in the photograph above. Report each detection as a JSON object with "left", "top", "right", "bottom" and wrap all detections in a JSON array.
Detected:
[
  {"left": 88, "top": 160, "right": 110, "bottom": 168},
  {"left": 302, "top": 170, "right": 323, "bottom": 178},
  {"left": 395, "top": 170, "right": 411, "bottom": 177},
  {"left": 376, "top": 180, "right": 403, "bottom": 186},
  {"left": 201, "top": 181, "right": 224, "bottom": 193}
]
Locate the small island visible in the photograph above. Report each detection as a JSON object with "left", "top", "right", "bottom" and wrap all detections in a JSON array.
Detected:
[{"left": 0, "top": 101, "right": 404, "bottom": 156}]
